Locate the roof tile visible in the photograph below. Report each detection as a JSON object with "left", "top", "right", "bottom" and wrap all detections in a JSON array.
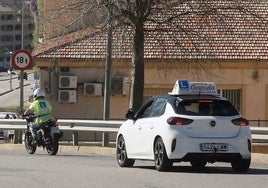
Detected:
[{"left": 34, "top": 0, "right": 268, "bottom": 60}]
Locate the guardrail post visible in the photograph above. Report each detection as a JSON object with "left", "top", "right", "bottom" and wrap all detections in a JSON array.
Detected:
[
  {"left": 102, "top": 132, "right": 109, "bottom": 147},
  {"left": 14, "top": 130, "right": 19, "bottom": 144},
  {"left": 72, "top": 131, "right": 78, "bottom": 146},
  {"left": 18, "top": 130, "right": 23, "bottom": 143}
]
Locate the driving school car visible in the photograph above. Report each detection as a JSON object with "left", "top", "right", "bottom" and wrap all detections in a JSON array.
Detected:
[{"left": 116, "top": 80, "right": 251, "bottom": 172}]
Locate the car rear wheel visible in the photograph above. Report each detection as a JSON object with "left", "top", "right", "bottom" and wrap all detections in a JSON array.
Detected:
[
  {"left": 116, "top": 135, "right": 135, "bottom": 167},
  {"left": 231, "top": 158, "right": 251, "bottom": 173},
  {"left": 154, "top": 137, "right": 173, "bottom": 171}
]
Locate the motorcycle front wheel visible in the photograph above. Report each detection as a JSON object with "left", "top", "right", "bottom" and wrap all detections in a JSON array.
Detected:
[
  {"left": 46, "top": 134, "right": 59, "bottom": 155},
  {"left": 24, "top": 131, "right": 37, "bottom": 154}
]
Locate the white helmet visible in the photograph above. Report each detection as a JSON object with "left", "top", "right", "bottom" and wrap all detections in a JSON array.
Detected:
[{"left": 33, "top": 88, "right": 45, "bottom": 100}]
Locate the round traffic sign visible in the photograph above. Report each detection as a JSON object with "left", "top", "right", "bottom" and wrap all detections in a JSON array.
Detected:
[{"left": 12, "top": 49, "right": 33, "bottom": 70}]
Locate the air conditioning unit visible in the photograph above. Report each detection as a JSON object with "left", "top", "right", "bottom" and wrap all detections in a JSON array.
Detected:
[
  {"left": 84, "top": 83, "right": 102, "bottom": 96},
  {"left": 58, "top": 90, "right": 77, "bottom": 102},
  {"left": 59, "top": 76, "right": 77, "bottom": 89},
  {"left": 111, "top": 76, "right": 129, "bottom": 95}
]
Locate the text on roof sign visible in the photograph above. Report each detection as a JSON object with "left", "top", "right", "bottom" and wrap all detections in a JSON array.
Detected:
[{"left": 169, "top": 80, "right": 217, "bottom": 95}]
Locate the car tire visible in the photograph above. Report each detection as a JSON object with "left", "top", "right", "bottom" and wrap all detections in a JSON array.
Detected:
[
  {"left": 116, "top": 135, "right": 135, "bottom": 167},
  {"left": 190, "top": 161, "right": 207, "bottom": 168},
  {"left": 154, "top": 137, "right": 173, "bottom": 171},
  {"left": 231, "top": 158, "right": 251, "bottom": 173}
]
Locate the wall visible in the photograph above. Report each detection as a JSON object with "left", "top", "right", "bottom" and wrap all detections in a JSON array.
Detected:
[
  {"left": 144, "top": 61, "right": 268, "bottom": 120},
  {"left": 37, "top": 60, "right": 268, "bottom": 120},
  {"left": 39, "top": 66, "right": 130, "bottom": 119}
]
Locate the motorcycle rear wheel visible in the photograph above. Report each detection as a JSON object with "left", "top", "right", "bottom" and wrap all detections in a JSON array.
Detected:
[
  {"left": 24, "top": 131, "right": 37, "bottom": 154},
  {"left": 46, "top": 134, "right": 59, "bottom": 155}
]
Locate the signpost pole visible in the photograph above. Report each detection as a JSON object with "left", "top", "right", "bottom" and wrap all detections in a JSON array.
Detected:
[
  {"left": 11, "top": 49, "right": 33, "bottom": 144},
  {"left": 20, "top": 0, "right": 24, "bottom": 116},
  {"left": 18, "top": 1, "right": 25, "bottom": 143}
]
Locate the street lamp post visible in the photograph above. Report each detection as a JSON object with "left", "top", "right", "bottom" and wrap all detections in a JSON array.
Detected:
[{"left": 8, "top": 52, "right": 13, "bottom": 90}]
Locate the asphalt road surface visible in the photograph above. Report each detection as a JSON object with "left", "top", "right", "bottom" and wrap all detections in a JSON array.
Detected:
[
  {"left": 0, "top": 149, "right": 268, "bottom": 188},
  {"left": 0, "top": 72, "right": 35, "bottom": 108}
]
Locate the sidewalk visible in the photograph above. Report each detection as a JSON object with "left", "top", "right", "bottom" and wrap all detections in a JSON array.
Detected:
[
  {"left": 0, "top": 72, "right": 35, "bottom": 108},
  {"left": 1, "top": 144, "right": 268, "bottom": 164}
]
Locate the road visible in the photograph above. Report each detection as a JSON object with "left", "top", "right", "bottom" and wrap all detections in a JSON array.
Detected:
[
  {"left": 0, "top": 72, "right": 36, "bottom": 109},
  {"left": 0, "top": 149, "right": 268, "bottom": 188}
]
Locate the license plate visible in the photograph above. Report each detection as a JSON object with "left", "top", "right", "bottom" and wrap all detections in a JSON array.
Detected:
[
  {"left": 51, "top": 127, "right": 60, "bottom": 134},
  {"left": 200, "top": 143, "right": 228, "bottom": 151}
]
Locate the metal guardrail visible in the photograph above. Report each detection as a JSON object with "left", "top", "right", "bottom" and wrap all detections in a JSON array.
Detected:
[
  {"left": 249, "top": 120, "right": 268, "bottom": 127},
  {"left": 0, "top": 119, "right": 268, "bottom": 146},
  {"left": 0, "top": 119, "right": 123, "bottom": 146}
]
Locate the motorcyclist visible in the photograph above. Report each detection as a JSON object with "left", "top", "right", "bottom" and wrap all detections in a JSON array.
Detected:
[{"left": 24, "top": 88, "right": 53, "bottom": 144}]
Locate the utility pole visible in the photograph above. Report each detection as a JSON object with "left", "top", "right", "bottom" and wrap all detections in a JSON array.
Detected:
[
  {"left": 15, "top": 0, "right": 25, "bottom": 144},
  {"left": 102, "top": 10, "right": 113, "bottom": 147},
  {"left": 19, "top": 0, "right": 24, "bottom": 116},
  {"left": 8, "top": 52, "right": 12, "bottom": 90}
]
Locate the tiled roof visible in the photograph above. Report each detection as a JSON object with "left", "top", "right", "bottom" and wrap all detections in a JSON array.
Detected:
[{"left": 34, "top": 0, "right": 268, "bottom": 61}]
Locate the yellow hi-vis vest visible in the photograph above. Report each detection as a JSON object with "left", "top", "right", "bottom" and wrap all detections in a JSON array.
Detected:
[{"left": 31, "top": 99, "right": 52, "bottom": 125}]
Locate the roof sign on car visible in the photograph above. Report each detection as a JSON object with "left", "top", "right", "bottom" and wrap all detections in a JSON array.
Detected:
[{"left": 169, "top": 80, "right": 217, "bottom": 95}]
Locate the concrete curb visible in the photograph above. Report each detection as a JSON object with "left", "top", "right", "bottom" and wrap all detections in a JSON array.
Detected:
[
  {"left": 0, "top": 144, "right": 115, "bottom": 156},
  {"left": 1, "top": 144, "right": 268, "bottom": 164},
  {"left": 0, "top": 89, "right": 13, "bottom": 96}
]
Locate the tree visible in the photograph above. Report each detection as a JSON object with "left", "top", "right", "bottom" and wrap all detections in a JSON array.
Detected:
[{"left": 38, "top": 0, "right": 268, "bottom": 113}]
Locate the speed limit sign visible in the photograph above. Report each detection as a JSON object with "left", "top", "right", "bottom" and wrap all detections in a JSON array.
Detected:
[{"left": 12, "top": 49, "right": 33, "bottom": 70}]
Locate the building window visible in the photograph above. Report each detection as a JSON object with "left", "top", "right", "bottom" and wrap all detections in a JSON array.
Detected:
[
  {"left": 218, "top": 89, "right": 242, "bottom": 112},
  {"left": 6, "top": 14, "right": 13, "bottom": 20},
  {"left": 28, "top": 23, "right": 34, "bottom": 30},
  {"left": 0, "top": 25, "right": 13, "bottom": 31},
  {"left": 15, "top": 35, "right": 21, "bottom": 41},
  {"left": 1, "top": 14, "right": 13, "bottom": 20},
  {"left": 7, "top": 25, "right": 13, "bottom": 31},
  {"left": 15, "top": 24, "right": 21, "bottom": 30},
  {"left": 1, "top": 35, "right": 13, "bottom": 42}
]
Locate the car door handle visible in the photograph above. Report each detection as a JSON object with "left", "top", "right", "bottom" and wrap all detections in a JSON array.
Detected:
[
  {"left": 138, "top": 126, "right": 142, "bottom": 130},
  {"left": 150, "top": 126, "right": 154, "bottom": 129}
]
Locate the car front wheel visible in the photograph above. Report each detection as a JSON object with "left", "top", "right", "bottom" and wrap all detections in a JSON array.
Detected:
[
  {"left": 116, "top": 135, "right": 135, "bottom": 167},
  {"left": 154, "top": 137, "right": 173, "bottom": 171}
]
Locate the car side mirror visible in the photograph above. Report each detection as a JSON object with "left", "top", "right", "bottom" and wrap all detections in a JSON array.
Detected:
[{"left": 125, "top": 109, "right": 134, "bottom": 119}]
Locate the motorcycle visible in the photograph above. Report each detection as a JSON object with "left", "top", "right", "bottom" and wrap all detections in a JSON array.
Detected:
[{"left": 24, "top": 114, "right": 63, "bottom": 155}]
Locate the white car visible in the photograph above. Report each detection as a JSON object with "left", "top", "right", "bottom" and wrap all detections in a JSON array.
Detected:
[
  {"left": 116, "top": 80, "right": 252, "bottom": 172},
  {"left": 0, "top": 112, "right": 18, "bottom": 143}
]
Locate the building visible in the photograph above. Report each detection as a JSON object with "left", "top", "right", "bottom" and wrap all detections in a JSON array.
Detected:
[
  {"left": 0, "top": 0, "right": 34, "bottom": 69},
  {"left": 33, "top": 1, "right": 268, "bottom": 123}
]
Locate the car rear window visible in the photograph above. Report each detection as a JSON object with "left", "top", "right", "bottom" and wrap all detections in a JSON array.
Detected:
[{"left": 176, "top": 99, "right": 239, "bottom": 116}]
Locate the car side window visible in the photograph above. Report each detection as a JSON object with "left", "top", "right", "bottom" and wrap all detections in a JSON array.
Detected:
[
  {"left": 137, "top": 100, "right": 154, "bottom": 119},
  {"left": 136, "top": 97, "right": 167, "bottom": 119},
  {"left": 150, "top": 98, "right": 167, "bottom": 117}
]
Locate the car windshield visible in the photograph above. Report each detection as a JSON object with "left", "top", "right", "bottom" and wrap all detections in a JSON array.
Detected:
[{"left": 176, "top": 99, "right": 239, "bottom": 116}]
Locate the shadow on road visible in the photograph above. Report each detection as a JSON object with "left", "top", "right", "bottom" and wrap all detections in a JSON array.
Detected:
[{"left": 134, "top": 164, "right": 268, "bottom": 175}]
